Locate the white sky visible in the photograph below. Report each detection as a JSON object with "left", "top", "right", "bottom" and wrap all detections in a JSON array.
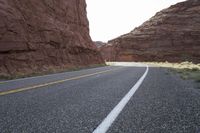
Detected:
[{"left": 86, "top": 0, "right": 186, "bottom": 42}]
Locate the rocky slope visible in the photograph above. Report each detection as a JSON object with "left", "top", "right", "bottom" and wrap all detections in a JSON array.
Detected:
[
  {"left": 94, "top": 41, "right": 106, "bottom": 48},
  {"left": 0, "top": 0, "right": 104, "bottom": 76},
  {"left": 100, "top": 0, "right": 200, "bottom": 63}
]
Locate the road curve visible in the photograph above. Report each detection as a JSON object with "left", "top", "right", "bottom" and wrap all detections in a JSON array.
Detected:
[{"left": 0, "top": 65, "right": 200, "bottom": 133}]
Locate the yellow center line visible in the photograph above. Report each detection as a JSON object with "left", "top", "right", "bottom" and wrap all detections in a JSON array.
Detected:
[{"left": 0, "top": 68, "right": 119, "bottom": 96}]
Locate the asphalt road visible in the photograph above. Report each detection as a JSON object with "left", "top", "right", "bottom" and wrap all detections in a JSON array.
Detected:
[{"left": 0, "top": 64, "right": 200, "bottom": 133}]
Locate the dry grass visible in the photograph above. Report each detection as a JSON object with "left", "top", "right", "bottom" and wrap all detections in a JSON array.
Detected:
[{"left": 144, "top": 61, "right": 200, "bottom": 83}]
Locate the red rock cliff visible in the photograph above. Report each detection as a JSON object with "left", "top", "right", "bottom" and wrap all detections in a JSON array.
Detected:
[
  {"left": 101, "top": 0, "right": 200, "bottom": 63},
  {"left": 0, "top": 0, "right": 104, "bottom": 76}
]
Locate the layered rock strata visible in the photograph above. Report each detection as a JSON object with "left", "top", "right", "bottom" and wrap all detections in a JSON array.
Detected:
[
  {"left": 100, "top": 0, "right": 200, "bottom": 63},
  {"left": 0, "top": 0, "right": 104, "bottom": 76}
]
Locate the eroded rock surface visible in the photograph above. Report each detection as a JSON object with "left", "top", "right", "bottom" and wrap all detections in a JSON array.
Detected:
[
  {"left": 0, "top": 0, "right": 104, "bottom": 76},
  {"left": 101, "top": 0, "right": 200, "bottom": 63},
  {"left": 94, "top": 41, "right": 106, "bottom": 48}
]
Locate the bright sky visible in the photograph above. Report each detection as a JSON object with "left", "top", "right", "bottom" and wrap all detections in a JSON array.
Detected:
[{"left": 86, "top": 0, "right": 186, "bottom": 42}]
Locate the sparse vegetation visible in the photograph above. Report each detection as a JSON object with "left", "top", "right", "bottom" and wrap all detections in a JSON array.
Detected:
[
  {"left": 144, "top": 61, "right": 200, "bottom": 84},
  {"left": 0, "top": 74, "right": 11, "bottom": 81}
]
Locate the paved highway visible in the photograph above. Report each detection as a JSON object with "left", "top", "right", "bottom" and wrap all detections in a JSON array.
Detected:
[{"left": 0, "top": 63, "right": 200, "bottom": 133}]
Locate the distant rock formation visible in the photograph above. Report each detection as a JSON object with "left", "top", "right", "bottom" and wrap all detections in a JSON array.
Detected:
[
  {"left": 94, "top": 41, "right": 106, "bottom": 48},
  {"left": 0, "top": 0, "right": 104, "bottom": 76},
  {"left": 100, "top": 0, "right": 200, "bottom": 63}
]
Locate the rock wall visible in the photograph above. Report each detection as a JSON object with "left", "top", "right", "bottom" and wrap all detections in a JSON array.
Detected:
[
  {"left": 94, "top": 41, "right": 106, "bottom": 48},
  {"left": 100, "top": 0, "right": 200, "bottom": 63},
  {"left": 0, "top": 0, "right": 104, "bottom": 76}
]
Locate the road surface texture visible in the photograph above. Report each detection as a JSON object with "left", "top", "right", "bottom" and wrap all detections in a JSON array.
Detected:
[{"left": 0, "top": 63, "right": 200, "bottom": 133}]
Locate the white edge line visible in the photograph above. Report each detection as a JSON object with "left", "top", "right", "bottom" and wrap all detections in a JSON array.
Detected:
[{"left": 93, "top": 65, "right": 149, "bottom": 133}]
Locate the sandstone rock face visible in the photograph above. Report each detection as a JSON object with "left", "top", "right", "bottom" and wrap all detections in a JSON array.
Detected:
[
  {"left": 0, "top": 0, "right": 104, "bottom": 76},
  {"left": 101, "top": 0, "right": 200, "bottom": 63},
  {"left": 94, "top": 41, "right": 106, "bottom": 48}
]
